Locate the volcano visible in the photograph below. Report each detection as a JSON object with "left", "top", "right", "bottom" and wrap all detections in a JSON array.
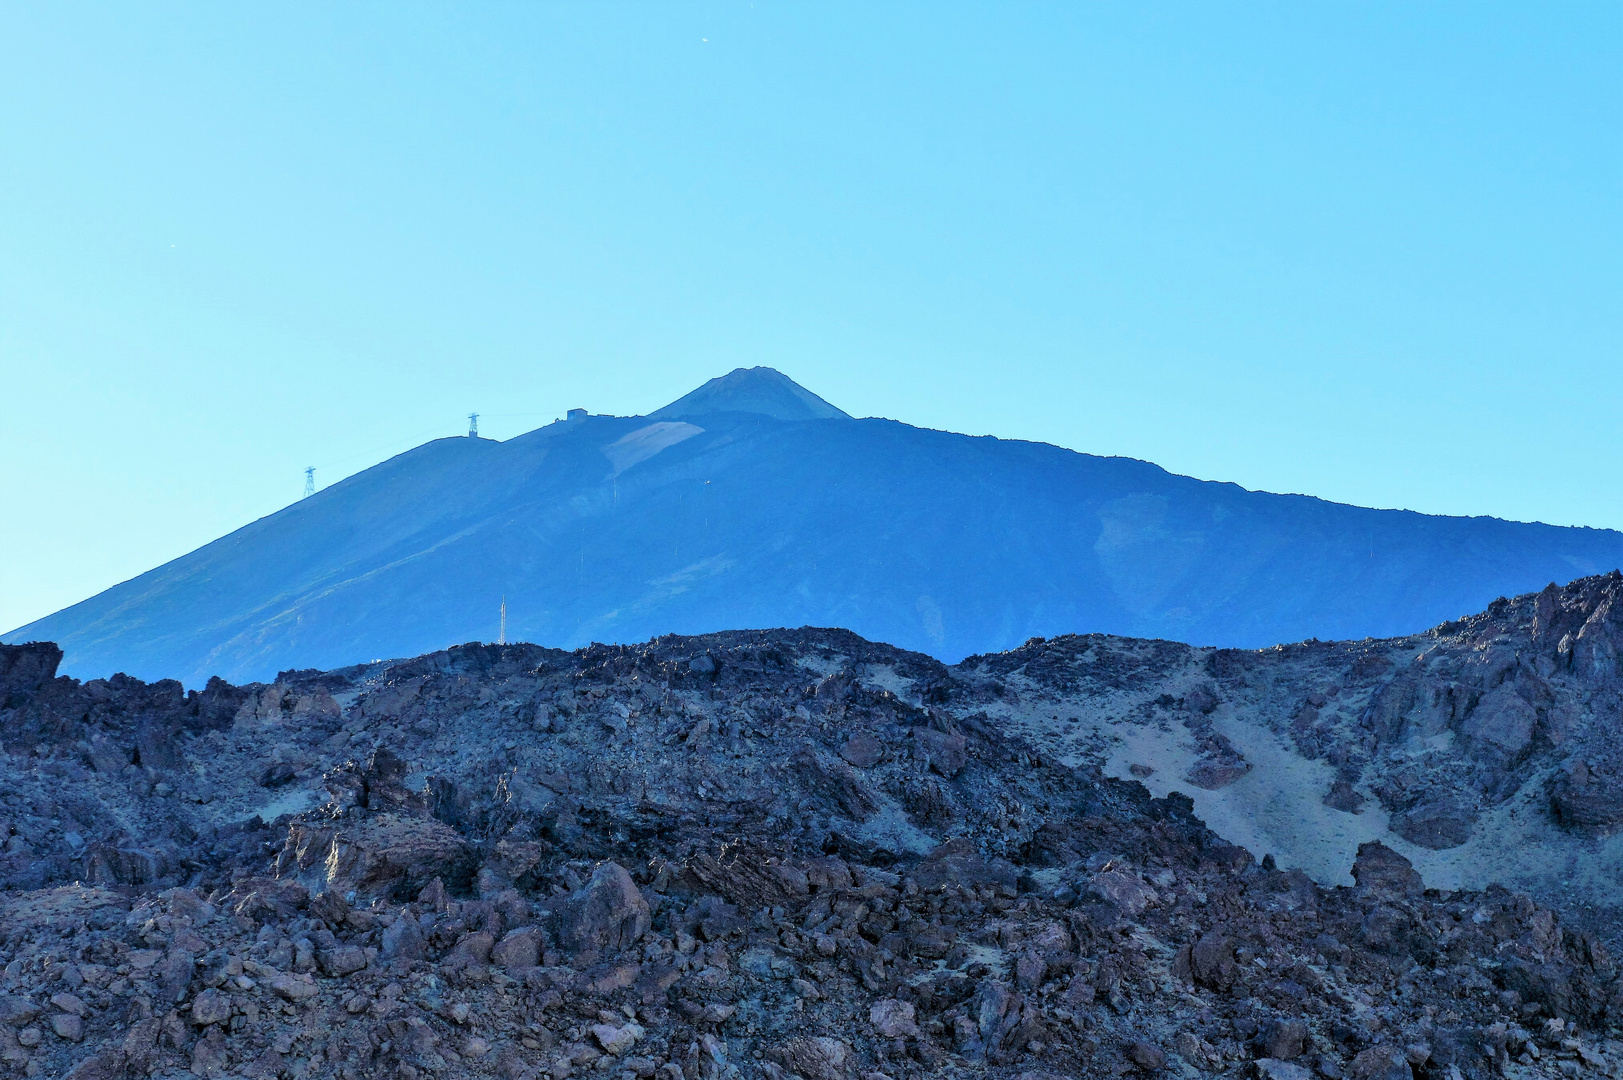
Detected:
[{"left": 9, "top": 366, "right": 1622, "bottom": 684}]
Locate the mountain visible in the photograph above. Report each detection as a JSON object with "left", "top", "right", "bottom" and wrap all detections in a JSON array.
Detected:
[
  {"left": 650, "top": 365, "right": 851, "bottom": 422},
  {"left": 8, "top": 367, "right": 1623, "bottom": 685}
]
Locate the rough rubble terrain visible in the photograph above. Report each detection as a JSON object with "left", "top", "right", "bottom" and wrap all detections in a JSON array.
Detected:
[
  {"left": 1, "top": 576, "right": 1622, "bottom": 1079},
  {"left": 973, "top": 572, "right": 1623, "bottom": 925}
]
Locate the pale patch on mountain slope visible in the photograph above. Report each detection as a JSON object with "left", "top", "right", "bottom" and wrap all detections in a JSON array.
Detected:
[
  {"left": 603, "top": 421, "right": 703, "bottom": 476},
  {"left": 989, "top": 682, "right": 1406, "bottom": 888},
  {"left": 858, "top": 663, "right": 918, "bottom": 702},
  {"left": 1108, "top": 708, "right": 1389, "bottom": 886},
  {"left": 965, "top": 577, "right": 1623, "bottom": 933}
]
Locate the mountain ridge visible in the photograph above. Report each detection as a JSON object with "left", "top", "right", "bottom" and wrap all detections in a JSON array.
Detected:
[{"left": 8, "top": 369, "right": 1623, "bottom": 685}]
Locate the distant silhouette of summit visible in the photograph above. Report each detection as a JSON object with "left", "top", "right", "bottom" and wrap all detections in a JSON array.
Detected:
[
  {"left": 8, "top": 369, "right": 1622, "bottom": 685},
  {"left": 650, "top": 366, "right": 851, "bottom": 422}
]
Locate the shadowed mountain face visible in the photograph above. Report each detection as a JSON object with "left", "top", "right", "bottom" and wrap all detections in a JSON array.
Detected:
[{"left": 9, "top": 367, "right": 1623, "bottom": 685}]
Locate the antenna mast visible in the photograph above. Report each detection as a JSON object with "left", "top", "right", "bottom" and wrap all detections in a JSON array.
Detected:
[
  {"left": 498, "top": 595, "right": 507, "bottom": 645},
  {"left": 303, "top": 467, "right": 316, "bottom": 498},
  {"left": 468, "top": 413, "right": 479, "bottom": 438}
]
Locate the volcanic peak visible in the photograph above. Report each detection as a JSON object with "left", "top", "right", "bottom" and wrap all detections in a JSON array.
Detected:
[{"left": 649, "top": 366, "right": 851, "bottom": 422}]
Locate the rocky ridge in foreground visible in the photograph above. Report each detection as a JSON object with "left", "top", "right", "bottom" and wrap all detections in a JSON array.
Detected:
[
  {"left": 2, "top": 595, "right": 1623, "bottom": 1079},
  {"left": 971, "top": 572, "right": 1623, "bottom": 920}
]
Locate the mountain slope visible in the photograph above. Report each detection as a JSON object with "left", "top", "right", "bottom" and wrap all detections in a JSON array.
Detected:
[
  {"left": 973, "top": 571, "right": 1623, "bottom": 925},
  {"left": 9, "top": 369, "right": 1623, "bottom": 685}
]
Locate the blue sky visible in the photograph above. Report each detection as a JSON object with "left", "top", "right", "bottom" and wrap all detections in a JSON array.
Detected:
[{"left": 2, "top": 3, "right": 1618, "bottom": 634}]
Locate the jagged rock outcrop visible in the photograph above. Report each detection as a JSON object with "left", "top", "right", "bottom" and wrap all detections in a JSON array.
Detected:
[
  {"left": 967, "top": 572, "right": 1623, "bottom": 921},
  {"left": 4, "top": 588, "right": 1623, "bottom": 1077}
]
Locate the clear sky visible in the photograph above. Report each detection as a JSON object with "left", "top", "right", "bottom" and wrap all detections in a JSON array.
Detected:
[{"left": 2, "top": 3, "right": 1618, "bottom": 635}]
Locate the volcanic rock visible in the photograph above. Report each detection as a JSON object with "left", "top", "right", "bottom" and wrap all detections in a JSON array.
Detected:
[
  {"left": 1389, "top": 798, "right": 1477, "bottom": 850},
  {"left": 1350, "top": 842, "right": 1423, "bottom": 896},
  {"left": 557, "top": 861, "right": 650, "bottom": 961},
  {"left": 3, "top": 599, "right": 1623, "bottom": 1079},
  {"left": 1347, "top": 1044, "right": 1413, "bottom": 1080}
]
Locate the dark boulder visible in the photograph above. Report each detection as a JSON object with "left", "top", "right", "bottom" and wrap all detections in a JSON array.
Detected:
[
  {"left": 1351, "top": 842, "right": 1422, "bottom": 896},
  {"left": 557, "top": 862, "right": 651, "bottom": 961}
]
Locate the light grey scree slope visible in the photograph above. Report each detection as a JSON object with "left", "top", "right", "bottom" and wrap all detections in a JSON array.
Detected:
[{"left": 9, "top": 367, "right": 1623, "bottom": 686}]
